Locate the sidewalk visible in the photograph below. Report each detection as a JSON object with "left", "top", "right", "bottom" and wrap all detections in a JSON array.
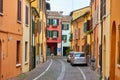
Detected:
[{"left": 9, "top": 59, "right": 51, "bottom": 80}]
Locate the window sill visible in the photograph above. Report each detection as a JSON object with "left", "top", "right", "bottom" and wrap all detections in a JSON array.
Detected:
[
  {"left": 16, "top": 64, "right": 21, "bottom": 67},
  {"left": 25, "top": 62, "right": 28, "bottom": 65},
  {"left": 25, "top": 24, "right": 29, "bottom": 27},
  {"left": 0, "top": 12, "right": 4, "bottom": 16},
  {"left": 17, "top": 20, "right": 22, "bottom": 24},
  {"left": 52, "top": 38, "right": 57, "bottom": 40},
  {"left": 117, "top": 64, "right": 120, "bottom": 68}
]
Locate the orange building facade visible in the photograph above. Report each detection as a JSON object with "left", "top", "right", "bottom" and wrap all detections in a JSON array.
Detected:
[
  {"left": 70, "top": 6, "right": 91, "bottom": 55},
  {"left": 0, "top": 0, "right": 23, "bottom": 79},
  {"left": 91, "top": 0, "right": 99, "bottom": 70},
  {"left": 110, "top": 0, "right": 120, "bottom": 80}
]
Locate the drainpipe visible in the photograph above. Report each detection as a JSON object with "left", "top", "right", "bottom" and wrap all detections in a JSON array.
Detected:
[
  {"left": 100, "top": 0, "right": 103, "bottom": 78},
  {"left": 29, "top": 0, "right": 35, "bottom": 70}
]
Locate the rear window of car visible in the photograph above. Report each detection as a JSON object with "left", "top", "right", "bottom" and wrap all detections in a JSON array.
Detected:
[{"left": 75, "top": 53, "right": 85, "bottom": 57}]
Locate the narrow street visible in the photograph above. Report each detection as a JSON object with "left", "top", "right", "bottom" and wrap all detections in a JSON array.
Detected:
[{"left": 11, "top": 57, "right": 99, "bottom": 80}]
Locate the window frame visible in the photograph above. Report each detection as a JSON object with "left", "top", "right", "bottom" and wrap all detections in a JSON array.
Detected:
[
  {"left": 52, "top": 19, "right": 59, "bottom": 26},
  {"left": 25, "top": 41, "right": 28, "bottom": 62},
  {"left": 62, "top": 35, "right": 67, "bottom": 41},
  {"left": 52, "top": 30, "right": 58, "bottom": 39},
  {"left": 16, "top": 41, "right": 20, "bottom": 65},
  {"left": 62, "top": 24, "right": 69, "bottom": 30}
]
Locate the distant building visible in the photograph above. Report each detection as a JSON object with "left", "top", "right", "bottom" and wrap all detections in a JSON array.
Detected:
[
  {"left": 46, "top": 11, "right": 62, "bottom": 56},
  {"left": 61, "top": 15, "right": 71, "bottom": 56}
]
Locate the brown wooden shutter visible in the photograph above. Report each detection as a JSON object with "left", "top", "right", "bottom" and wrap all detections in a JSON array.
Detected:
[
  {"left": 26, "top": 5, "right": 28, "bottom": 25},
  {"left": 17, "top": 0, "right": 21, "bottom": 21},
  {"left": 0, "top": 0, "right": 3, "bottom": 13}
]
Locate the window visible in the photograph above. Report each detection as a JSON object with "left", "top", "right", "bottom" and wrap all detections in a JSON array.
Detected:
[
  {"left": 17, "top": 0, "right": 21, "bottom": 21},
  {"left": 100, "top": 0, "right": 106, "bottom": 19},
  {"left": 47, "top": 30, "right": 58, "bottom": 38},
  {"left": 25, "top": 42, "right": 28, "bottom": 62},
  {"left": 52, "top": 19, "right": 59, "bottom": 26},
  {"left": 52, "top": 31, "right": 58, "bottom": 38},
  {"left": 47, "top": 30, "right": 51, "bottom": 38},
  {"left": 62, "top": 24, "right": 69, "bottom": 30},
  {"left": 16, "top": 41, "right": 20, "bottom": 64},
  {"left": 0, "top": 0, "right": 3, "bottom": 13},
  {"left": 62, "top": 35, "right": 67, "bottom": 41},
  {"left": 25, "top": 5, "right": 29, "bottom": 25}
]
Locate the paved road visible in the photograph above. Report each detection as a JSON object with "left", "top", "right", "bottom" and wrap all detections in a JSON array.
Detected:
[{"left": 10, "top": 57, "right": 99, "bottom": 80}]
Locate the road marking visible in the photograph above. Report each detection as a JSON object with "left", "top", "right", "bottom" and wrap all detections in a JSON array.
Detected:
[
  {"left": 78, "top": 67, "right": 86, "bottom": 80},
  {"left": 33, "top": 59, "right": 53, "bottom": 80},
  {"left": 57, "top": 60, "right": 66, "bottom": 80}
]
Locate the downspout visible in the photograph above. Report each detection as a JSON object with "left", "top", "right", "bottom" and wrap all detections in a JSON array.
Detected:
[
  {"left": 29, "top": 0, "right": 35, "bottom": 70},
  {"left": 100, "top": 0, "right": 103, "bottom": 78}
]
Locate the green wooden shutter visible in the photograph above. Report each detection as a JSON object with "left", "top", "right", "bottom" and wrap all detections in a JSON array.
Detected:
[
  {"left": 62, "top": 35, "right": 64, "bottom": 40},
  {"left": 51, "top": 31, "right": 53, "bottom": 37},
  {"left": 47, "top": 19, "right": 51, "bottom": 25},
  {"left": 67, "top": 24, "right": 69, "bottom": 30},
  {"left": 57, "top": 19, "right": 59, "bottom": 25},
  {"left": 48, "top": 31, "right": 50, "bottom": 37},
  {"left": 51, "top": 19, "right": 53, "bottom": 25},
  {"left": 62, "top": 24, "right": 64, "bottom": 30},
  {"left": 57, "top": 31, "right": 58, "bottom": 37}
]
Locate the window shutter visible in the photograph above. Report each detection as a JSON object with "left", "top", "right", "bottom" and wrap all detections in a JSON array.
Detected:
[
  {"left": 57, "top": 19, "right": 59, "bottom": 25},
  {"left": 47, "top": 19, "right": 50, "bottom": 25},
  {"left": 51, "top": 31, "right": 53, "bottom": 37},
  {"left": 67, "top": 24, "right": 69, "bottom": 30},
  {"left": 17, "top": 0, "right": 21, "bottom": 21},
  {"left": 26, "top": 5, "right": 28, "bottom": 25},
  {"left": 51, "top": 19, "right": 53, "bottom": 25},
  {"left": 57, "top": 31, "right": 58, "bottom": 37},
  {"left": 62, "top": 24, "right": 64, "bottom": 30},
  {"left": 0, "top": 0, "right": 3, "bottom": 13}
]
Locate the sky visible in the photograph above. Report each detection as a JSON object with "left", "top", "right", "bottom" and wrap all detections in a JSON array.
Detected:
[{"left": 46, "top": 0, "right": 90, "bottom": 15}]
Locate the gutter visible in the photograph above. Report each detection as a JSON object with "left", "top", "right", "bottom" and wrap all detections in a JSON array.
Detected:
[{"left": 29, "top": 0, "right": 35, "bottom": 70}]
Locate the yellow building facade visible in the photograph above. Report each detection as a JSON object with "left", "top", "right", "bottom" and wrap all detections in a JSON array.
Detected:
[
  {"left": 22, "top": 0, "right": 30, "bottom": 72},
  {"left": 100, "top": 0, "right": 111, "bottom": 79},
  {"left": 32, "top": 0, "right": 47, "bottom": 66}
]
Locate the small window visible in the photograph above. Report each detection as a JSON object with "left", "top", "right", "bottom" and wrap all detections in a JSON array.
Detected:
[
  {"left": 16, "top": 41, "right": 20, "bottom": 64},
  {"left": 62, "top": 35, "right": 67, "bottom": 41},
  {"left": 25, "top": 5, "right": 29, "bottom": 25},
  {"left": 52, "top": 19, "right": 59, "bottom": 26},
  {"left": 0, "top": 0, "right": 3, "bottom": 14},
  {"left": 62, "top": 24, "right": 69, "bottom": 30},
  {"left": 17, "top": 0, "right": 21, "bottom": 21},
  {"left": 52, "top": 31, "right": 58, "bottom": 38},
  {"left": 25, "top": 42, "right": 28, "bottom": 62}
]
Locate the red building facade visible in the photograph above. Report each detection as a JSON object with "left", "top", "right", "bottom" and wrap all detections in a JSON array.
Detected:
[{"left": 46, "top": 11, "right": 62, "bottom": 56}]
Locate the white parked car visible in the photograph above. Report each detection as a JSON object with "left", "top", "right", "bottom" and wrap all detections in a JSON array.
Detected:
[{"left": 70, "top": 52, "right": 87, "bottom": 65}]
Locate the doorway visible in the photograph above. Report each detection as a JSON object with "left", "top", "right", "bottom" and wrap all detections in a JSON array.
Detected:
[{"left": 63, "top": 47, "right": 69, "bottom": 56}]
